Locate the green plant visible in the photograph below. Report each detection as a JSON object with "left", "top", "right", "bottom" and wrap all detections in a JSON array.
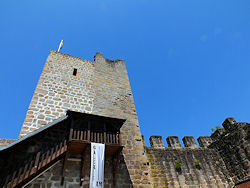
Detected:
[
  {"left": 174, "top": 161, "right": 181, "bottom": 171},
  {"left": 194, "top": 159, "right": 200, "bottom": 167},
  {"left": 211, "top": 126, "right": 224, "bottom": 134}
]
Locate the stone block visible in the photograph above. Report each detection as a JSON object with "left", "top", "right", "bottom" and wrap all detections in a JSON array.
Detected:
[
  {"left": 166, "top": 136, "right": 181, "bottom": 148},
  {"left": 211, "top": 129, "right": 225, "bottom": 141},
  {"left": 222, "top": 117, "right": 237, "bottom": 130},
  {"left": 182, "top": 136, "right": 198, "bottom": 148},
  {"left": 149, "top": 136, "right": 164, "bottom": 148},
  {"left": 197, "top": 136, "right": 212, "bottom": 147}
]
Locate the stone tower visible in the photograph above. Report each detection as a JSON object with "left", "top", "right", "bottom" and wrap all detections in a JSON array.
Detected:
[
  {"left": 0, "top": 50, "right": 249, "bottom": 188},
  {"left": 18, "top": 50, "right": 152, "bottom": 187}
]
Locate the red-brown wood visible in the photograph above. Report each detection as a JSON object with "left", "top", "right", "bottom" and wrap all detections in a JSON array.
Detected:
[
  {"left": 57, "top": 143, "right": 62, "bottom": 157},
  {"left": 113, "top": 134, "right": 116, "bottom": 144},
  {"left": 113, "top": 149, "right": 121, "bottom": 185},
  {"left": 104, "top": 131, "right": 107, "bottom": 144},
  {"left": 4, "top": 174, "right": 10, "bottom": 188},
  {"left": 80, "top": 148, "right": 88, "bottom": 186},
  {"left": 26, "top": 160, "right": 34, "bottom": 178},
  {"left": 69, "top": 128, "right": 73, "bottom": 141},
  {"left": 80, "top": 130, "right": 83, "bottom": 140},
  {"left": 119, "top": 133, "right": 121, "bottom": 145},
  {"left": 97, "top": 132, "right": 99, "bottom": 143},
  {"left": 77, "top": 130, "right": 79, "bottom": 139},
  {"left": 34, "top": 152, "right": 41, "bottom": 171},
  {"left": 61, "top": 151, "right": 69, "bottom": 186}
]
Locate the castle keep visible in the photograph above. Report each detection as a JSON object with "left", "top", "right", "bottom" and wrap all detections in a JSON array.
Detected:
[{"left": 0, "top": 50, "right": 249, "bottom": 188}]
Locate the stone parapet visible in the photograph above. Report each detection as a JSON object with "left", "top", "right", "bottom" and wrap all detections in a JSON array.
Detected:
[
  {"left": 149, "top": 136, "right": 164, "bottom": 148},
  {"left": 0, "top": 139, "right": 17, "bottom": 146},
  {"left": 222, "top": 117, "right": 237, "bottom": 130},
  {"left": 197, "top": 136, "right": 212, "bottom": 148},
  {"left": 166, "top": 136, "right": 181, "bottom": 148},
  {"left": 182, "top": 136, "right": 198, "bottom": 148}
]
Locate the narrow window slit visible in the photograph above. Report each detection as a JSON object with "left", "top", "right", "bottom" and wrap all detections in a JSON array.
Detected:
[{"left": 73, "top": 68, "right": 77, "bottom": 76}]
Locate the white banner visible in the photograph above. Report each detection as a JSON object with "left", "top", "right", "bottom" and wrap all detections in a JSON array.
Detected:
[{"left": 90, "top": 143, "right": 105, "bottom": 188}]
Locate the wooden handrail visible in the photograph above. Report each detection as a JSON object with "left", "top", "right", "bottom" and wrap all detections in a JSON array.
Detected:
[
  {"left": 5, "top": 140, "right": 67, "bottom": 188},
  {"left": 70, "top": 128, "right": 121, "bottom": 145}
]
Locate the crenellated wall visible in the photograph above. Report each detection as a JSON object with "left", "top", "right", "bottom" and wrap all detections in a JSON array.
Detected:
[
  {"left": 145, "top": 135, "right": 234, "bottom": 188},
  {"left": 2, "top": 49, "right": 249, "bottom": 187},
  {"left": 209, "top": 118, "right": 250, "bottom": 185}
]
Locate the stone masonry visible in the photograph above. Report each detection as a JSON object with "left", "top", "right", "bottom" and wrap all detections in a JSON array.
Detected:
[
  {"left": 20, "top": 51, "right": 95, "bottom": 137},
  {"left": 19, "top": 50, "right": 152, "bottom": 187},
  {"left": 4, "top": 50, "right": 248, "bottom": 187}
]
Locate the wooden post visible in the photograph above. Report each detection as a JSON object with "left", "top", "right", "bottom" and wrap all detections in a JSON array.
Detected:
[
  {"left": 113, "top": 149, "right": 121, "bottom": 185},
  {"left": 80, "top": 148, "right": 88, "bottom": 186},
  {"left": 104, "top": 123, "right": 107, "bottom": 144},
  {"left": 118, "top": 131, "right": 122, "bottom": 145},
  {"left": 69, "top": 117, "right": 74, "bottom": 141},
  {"left": 32, "top": 152, "right": 40, "bottom": 174},
  {"left": 87, "top": 120, "right": 91, "bottom": 142},
  {"left": 4, "top": 175, "right": 10, "bottom": 188},
  {"left": 61, "top": 151, "right": 69, "bottom": 185}
]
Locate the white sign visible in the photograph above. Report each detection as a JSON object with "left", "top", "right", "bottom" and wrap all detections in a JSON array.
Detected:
[{"left": 90, "top": 143, "right": 105, "bottom": 188}]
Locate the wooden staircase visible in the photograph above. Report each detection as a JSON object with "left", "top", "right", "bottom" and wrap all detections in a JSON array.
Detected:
[
  {"left": 3, "top": 140, "right": 68, "bottom": 188},
  {"left": 2, "top": 128, "right": 123, "bottom": 187}
]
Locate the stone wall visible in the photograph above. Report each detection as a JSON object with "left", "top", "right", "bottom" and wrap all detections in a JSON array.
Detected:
[
  {"left": 16, "top": 51, "right": 249, "bottom": 187},
  {"left": 20, "top": 50, "right": 95, "bottom": 137},
  {"left": 92, "top": 53, "right": 152, "bottom": 187},
  {"left": 25, "top": 154, "right": 133, "bottom": 188},
  {"left": 0, "top": 138, "right": 17, "bottom": 146},
  {"left": 145, "top": 136, "right": 233, "bottom": 188},
  {"left": 209, "top": 118, "right": 250, "bottom": 185},
  {"left": 20, "top": 51, "right": 152, "bottom": 187}
]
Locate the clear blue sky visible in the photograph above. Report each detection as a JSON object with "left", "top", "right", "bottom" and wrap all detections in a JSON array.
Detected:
[{"left": 0, "top": 0, "right": 249, "bottom": 146}]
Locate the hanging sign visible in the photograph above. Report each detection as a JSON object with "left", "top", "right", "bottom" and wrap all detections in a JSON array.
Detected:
[{"left": 90, "top": 143, "right": 105, "bottom": 188}]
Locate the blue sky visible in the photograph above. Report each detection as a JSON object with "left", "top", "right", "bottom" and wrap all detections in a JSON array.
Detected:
[{"left": 0, "top": 0, "right": 249, "bottom": 146}]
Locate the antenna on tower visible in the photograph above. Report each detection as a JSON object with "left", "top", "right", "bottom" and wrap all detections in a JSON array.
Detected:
[{"left": 57, "top": 40, "right": 63, "bottom": 52}]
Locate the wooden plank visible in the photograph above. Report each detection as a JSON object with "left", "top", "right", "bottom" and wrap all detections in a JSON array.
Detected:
[
  {"left": 83, "top": 130, "right": 87, "bottom": 140},
  {"left": 53, "top": 145, "right": 59, "bottom": 160},
  {"left": 9, "top": 170, "right": 17, "bottom": 188},
  {"left": 4, "top": 175, "right": 10, "bottom": 188},
  {"left": 77, "top": 129, "right": 80, "bottom": 140},
  {"left": 42, "top": 150, "right": 49, "bottom": 167},
  {"left": 48, "top": 147, "right": 54, "bottom": 164},
  {"left": 104, "top": 131, "right": 107, "bottom": 144},
  {"left": 62, "top": 140, "right": 67, "bottom": 153},
  {"left": 80, "top": 130, "right": 83, "bottom": 140},
  {"left": 113, "top": 134, "right": 116, "bottom": 144},
  {"left": 69, "top": 128, "right": 73, "bottom": 141},
  {"left": 113, "top": 150, "right": 121, "bottom": 185},
  {"left": 118, "top": 133, "right": 122, "bottom": 145},
  {"left": 61, "top": 151, "right": 69, "bottom": 186},
  {"left": 12, "top": 168, "right": 22, "bottom": 187},
  {"left": 100, "top": 132, "right": 103, "bottom": 143},
  {"left": 29, "top": 152, "right": 40, "bottom": 175},
  {"left": 97, "top": 132, "right": 99, "bottom": 143},
  {"left": 116, "top": 134, "right": 119, "bottom": 144},
  {"left": 110, "top": 134, "right": 112, "bottom": 144},
  {"left": 20, "top": 163, "right": 28, "bottom": 182},
  {"left": 15, "top": 167, "right": 23, "bottom": 186},
  {"left": 57, "top": 143, "right": 62, "bottom": 157},
  {"left": 87, "top": 120, "right": 91, "bottom": 142},
  {"left": 39, "top": 153, "right": 45, "bottom": 169},
  {"left": 80, "top": 149, "right": 88, "bottom": 186},
  {"left": 74, "top": 130, "right": 77, "bottom": 139},
  {"left": 26, "top": 160, "right": 34, "bottom": 178}
]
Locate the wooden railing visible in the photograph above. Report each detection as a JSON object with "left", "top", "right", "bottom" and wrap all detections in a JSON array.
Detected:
[
  {"left": 4, "top": 140, "right": 67, "bottom": 188},
  {"left": 70, "top": 128, "right": 121, "bottom": 145}
]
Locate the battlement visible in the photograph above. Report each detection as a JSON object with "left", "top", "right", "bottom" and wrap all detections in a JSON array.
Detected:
[
  {"left": 146, "top": 118, "right": 250, "bottom": 187},
  {"left": 148, "top": 135, "right": 212, "bottom": 149}
]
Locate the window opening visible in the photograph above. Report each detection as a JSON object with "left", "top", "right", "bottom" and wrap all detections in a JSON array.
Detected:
[{"left": 73, "top": 68, "right": 77, "bottom": 76}]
